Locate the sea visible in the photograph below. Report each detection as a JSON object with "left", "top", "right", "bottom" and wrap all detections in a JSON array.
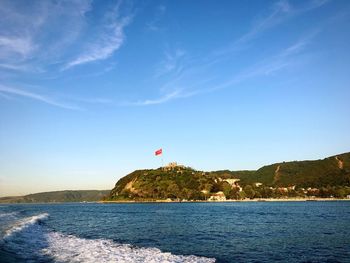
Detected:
[{"left": 0, "top": 201, "right": 349, "bottom": 263}]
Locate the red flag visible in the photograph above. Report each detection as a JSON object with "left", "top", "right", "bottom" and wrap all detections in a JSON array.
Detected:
[{"left": 155, "top": 148, "right": 162, "bottom": 156}]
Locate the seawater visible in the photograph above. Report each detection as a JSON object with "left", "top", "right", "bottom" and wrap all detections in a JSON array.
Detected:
[{"left": 0, "top": 202, "right": 349, "bottom": 262}]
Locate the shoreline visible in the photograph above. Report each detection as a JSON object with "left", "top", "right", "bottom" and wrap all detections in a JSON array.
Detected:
[
  {"left": 99, "top": 198, "right": 350, "bottom": 204},
  {"left": 1, "top": 198, "right": 350, "bottom": 205}
]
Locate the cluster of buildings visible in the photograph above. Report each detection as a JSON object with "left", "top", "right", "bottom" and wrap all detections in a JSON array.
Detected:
[{"left": 163, "top": 162, "right": 186, "bottom": 172}]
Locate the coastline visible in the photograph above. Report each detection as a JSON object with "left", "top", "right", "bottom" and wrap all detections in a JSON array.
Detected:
[
  {"left": 1, "top": 198, "right": 350, "bottom": 205},
  {"left": 99, "top": 198, "right": 350, "bottom": 204}
]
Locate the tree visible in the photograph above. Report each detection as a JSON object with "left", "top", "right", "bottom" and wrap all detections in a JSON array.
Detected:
[
  {"left": 260, "top": 187, "right": 273, "bottom": 198},
  {"left": 167, "top": 183, "right": 180, "bottom": 198},
  {"left": 227, "top": 187, "right": 240, "bottom": 200},
  {"left": 334, "top": 187, "right": 346, "bottom": 198},
  {"left": 243, "top": 185, "right": 255, "bottom": 199},
  {"left": 238, "top": 191, "right": 246, "bottom": 200},
  {"left": 222, "top": 182, "right": 232, "bottom": 198}
]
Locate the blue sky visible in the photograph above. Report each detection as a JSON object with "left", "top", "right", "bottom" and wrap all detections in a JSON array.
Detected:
[{"left": 0, "top": 0, "right": 350, "bottom": 196}]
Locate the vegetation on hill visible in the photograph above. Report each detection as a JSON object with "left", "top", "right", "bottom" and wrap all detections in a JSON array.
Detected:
[
  {"left": 107, "top": 153, "right": 350, "bottom": 201},
  {"left": 0, "top": 190, "right": 110, "bottom": 203},
  {"left": 109, "top": 167, "right": 212, "bottom": 201},
  {"left": 226, "top": 152, "right": 350, "bottom": 187}
]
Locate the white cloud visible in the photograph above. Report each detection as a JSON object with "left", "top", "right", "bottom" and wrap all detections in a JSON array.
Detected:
[
  {"left": 0, "top": 0, "right": 131, "bottom": 110},
  {"left": 0, "top": 0, "right": 93, "bottom": 69},
  {"left": 282, "top": 30, "right": 319, "bottom": 57},
  {"left": 128, "top": 31, "right": 319, "bottom": 107},
  {"left": 214, "top": 0, "right": 329, "bottom": 57},
  {"left": 0, "top": 84, "right": 81, "bottom": 110},
  {"left": 155, "top": 49, "right": 186, "bottom": 78},
  {"left": 134, "top": 0, "right": 329, "bottom": 106},
  {"left": 241, "top": 0, "right": 328, "bottom": 43},
  {"left": 0, "top": 36, "right": 34, "bottom": 58},
  {"left": 0, "top": 63, "right": 30, "bottom": 72},
  {"left": 129, "top": 90, "right": 181, "bottom": 106},
  {"left": 147, "top": 4, "right": 166, "bottom": 31},
  {"left": 124, "top": 88, "right": 197, "bottom": 106},
  {"left": 63, "top": 5, "right": 132, "bottom": 70}
]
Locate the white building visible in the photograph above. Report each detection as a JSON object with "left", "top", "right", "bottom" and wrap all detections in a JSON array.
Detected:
[{"left": 208, "top": 191, "right": 226, "bottom": 201}]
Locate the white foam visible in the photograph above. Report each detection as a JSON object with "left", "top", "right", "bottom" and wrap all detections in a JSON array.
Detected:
[
  {"left": 3, "top": 213, "right": 48, "bottom": 239},
  {"left": 2, "top": 213, "right": 216, "bottom": 262},
  {"left": 0, "top": 212, "right": 18, "bottom": 218},
  {"left": 43, "top": 232, "right": 215, "bottom": 263}
]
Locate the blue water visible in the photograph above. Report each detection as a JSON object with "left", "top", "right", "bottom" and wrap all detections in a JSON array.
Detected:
[{"left": 0, "top": 202, "right": 350, "bottom": 262}]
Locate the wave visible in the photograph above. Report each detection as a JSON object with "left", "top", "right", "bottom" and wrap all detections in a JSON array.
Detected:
[
  {"left": 0, "top": 212, "right": 18, "bottom": 218},
  {"left": 3, "top": 213, "right": 48, "bottom": 240},
  {"left": 44, "top": 232, "right": 215, "bottom": 263},
  {"left": 1, "top": 213, "right": 215, "bottom": 262}
]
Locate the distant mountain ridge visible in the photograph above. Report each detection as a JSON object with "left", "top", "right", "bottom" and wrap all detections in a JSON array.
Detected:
[
  {"left": 107, "top": 152, "right": 350, "bottom": 201},
  {"left": 0, "top": 190, "right": 110, "bottom": 203}
]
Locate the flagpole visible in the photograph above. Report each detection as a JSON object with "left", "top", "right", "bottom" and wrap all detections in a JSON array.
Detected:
[
  {"left": 155, "top": 148, "right": 163, "bottom": 169},
  {"left": 161, "top": 148, "right": 163, "bottom": 169}
]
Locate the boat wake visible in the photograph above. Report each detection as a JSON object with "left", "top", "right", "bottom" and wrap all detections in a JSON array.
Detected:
[
  {"left": 0, "top": 212, "right": 18, "bottom": 219},
  {"left": 1, "top": 213, "right": 215, "bottom": 262},
  {"left": 3, "top": 213, "right": 48, "bottom": 239}
]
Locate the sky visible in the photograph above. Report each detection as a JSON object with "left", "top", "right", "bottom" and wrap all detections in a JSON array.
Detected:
[{"left": 0, "top": 0, "right": 350, "bottom": 196}]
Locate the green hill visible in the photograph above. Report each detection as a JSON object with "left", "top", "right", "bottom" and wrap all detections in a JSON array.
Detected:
[
  {"left": 109, "top": 166, "right": 213, "bottom": 201},
  {"left": 0, "top": 190, "right": 110, "bottom": 203},
  {"left": 228, "top": 152, "right": 350, "bottom": 187},
  {"left": 108, "top": 152, "right": 350, "bottom": 201}
]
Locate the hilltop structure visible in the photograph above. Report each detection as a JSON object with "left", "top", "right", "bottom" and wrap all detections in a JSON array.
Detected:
[
  {"left": 163, "top": 162, "right": 185, "bottom": 171},
  {"left": 107, "top": 152, "right": 350, "bottom": 201}
]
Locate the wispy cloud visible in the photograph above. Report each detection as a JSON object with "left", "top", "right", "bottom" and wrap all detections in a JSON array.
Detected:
[
  {"left": 0, "top": 85, "right": 81, "bottom": 110},
  {"left": 74, "top": 97, "right": 113, "bottom": 104},
  {"left": 214, "top": 0, "right": 329, "bottom": 57},
  {"left": 0, "top": 36, "right": 35, "bottom": 58},
  {"left": 63, "top": 5, "right": 132, "bottom": 70},
  {"left": 0, "top": 63, "right": 31, "bottom": 72},
  {"left": 127, "top": 0, "right": 331, "bottom": 107},
  {"left": 201, "top": 34, "right": 318, "bottom": 94},
  {"left": 282, "top": 31, "right": 319, "bottom": 57},
  {"left": 146, "top": 5, "right": 166, "bottom": 31},
  {"left": 0, "top": 0, "right": 133, "bottom": 110},
  {"left": 128, "top": 28, "right": 319, "bottom": 107},
  {"left": 237, "top": 0, "right": 292, "bottom": 44},
  {"left": 244, "top": 0, "right": 328, "bottom": 42},
  {"left": 0, "top": 0, "right": 93, "bottom": 72},
  {"left": 125, "top": 89, "right": 186, "bottom": 106},
  {"left": 155, "top": 49, "right": 186, "bottom": 78}
]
